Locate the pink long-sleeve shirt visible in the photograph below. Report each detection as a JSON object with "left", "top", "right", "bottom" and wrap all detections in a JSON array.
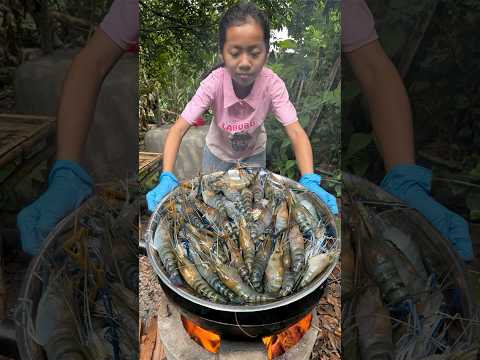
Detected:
[
  {"left": 181, "top": 67, "right": 298, "bottom": 162},
  {"left": 342, "top": 0, "right": 378, "bottom": 52},
  {"left": 99, "top": 0, "right": 139, "bottom": 50}
]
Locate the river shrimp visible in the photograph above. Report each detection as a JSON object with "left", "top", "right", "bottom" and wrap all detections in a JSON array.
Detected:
[
  {"left": 201, "top": 188, "right": 227, "bottom": 216},
  {"left": 153, "top": 217, "right": 182, "bottom": 285},
  {"left": 239, "top": 187, "right": 253, "bottom": 219},
  {"left": 174, "top": 200, "right": 204, "bottom": 228},
  {"left": 184, "top": 223, "right": 229, "bottom": 264},
  {"left": 356, "top": 287, "right": 393, "bottom": 360},
  {"left": 279, "top": 271, "right": 296, "bottom": 297},
  {"left": 224, "top": 236, "right": 250, "bottom": 282},
  {"left": 279, "top": 238, "right": 295, "bottom": 297},
  {"left": 251, "top": 169, "right": 267, "bottom": 204},
  {"left": 35, "top": 272, "right": 96, "bottom": 360},
  {"left": 288, "top": 191, "right": 315, "bottom": 234},
  {"left": 296, "top": 193, "right": 321, "bottom": 222},
  {"left": 213, "top": 260, "right": 275, "bottom": 303},
  {"left": 251, "top": 204, "right": 273, "bottom": 239},
  {"left": 175, "top": 243, "right": 227, "bottom": 303},
  {"left": 223, "top": 199, "right": 242, "bottom": 223},
  {"left": 190, "top": 249, "right": 242, "bottom": 304},
  {"left": 355, "top": 202, "right": 410, "bottom": 306},
  {"left": 250, "top": 235, "right": 273, "bottom": 292},
  {"left": 299, "top": 250, "right": 338, "bottom": 288},
  {"left": 239, "top": 216, "right": 255, "bottom": 273},
  {"left": 274, "top": 200, "right": 289, "bottom": 235},
  {"left": 293, "top": 204, "right": 315, "bottom": 235},
  {"left": 212, "top": 169, "right": 254, "bottom": 191},
  {"left": 288, "top": 224, "right": 305, "bottom": 273},
  {"left": 263, "top": 176, "right": 284, "bottom": 203},
  {"left": 264, "top": 238, "right": 284, "bottom": 295},
  {"left": 193, "top": 198, "right": 226, "bottom": 229}
]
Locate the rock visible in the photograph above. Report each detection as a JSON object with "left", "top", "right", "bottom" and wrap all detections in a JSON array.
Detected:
[
  {"left": 14, "top": 49, "right": 138, "bottom": 181},
  {"left": 144, "top": 125, "right": 209, "bottom": 180}
]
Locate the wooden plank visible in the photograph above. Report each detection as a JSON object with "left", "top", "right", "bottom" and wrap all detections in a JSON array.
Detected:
[
  {"left": 0, "top": 114, "right": 55, "bottom": 168},
  {"left": 140, "top": 316, "right": 158, "bottom": 360},
  {"left": 139, "top": 152, "right": 163, "bottom": 175}
]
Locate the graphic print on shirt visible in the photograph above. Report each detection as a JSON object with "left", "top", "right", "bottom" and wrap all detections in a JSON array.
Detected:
[
  {"left": 228, "top": 132, "right": 252, "bottom": 152},
  {"left": 221, "top": 102, "right": 258, "bottom": 153},
  {"left": 221, "top": 119, "right": 257, "bottom": 133}
]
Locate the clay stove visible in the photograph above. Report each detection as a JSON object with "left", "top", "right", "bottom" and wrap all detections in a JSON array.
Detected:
[{"left": 157, "top": 300, "right": 319, "bottom": 360}]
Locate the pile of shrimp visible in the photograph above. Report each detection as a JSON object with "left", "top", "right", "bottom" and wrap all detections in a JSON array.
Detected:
[
  {"left": 149, "top": 168, "right": 339, "bottom": 305},
  {"left": 341, "top": 198, "right": 479, "bottom": 360},
  {"left": 22, "top": 182, "right": 139, "bottom": 360}
]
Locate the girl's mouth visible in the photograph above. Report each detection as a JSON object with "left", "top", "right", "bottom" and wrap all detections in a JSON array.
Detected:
[{"left": 237, "top": 73, "right": 252, "bottom": 81}]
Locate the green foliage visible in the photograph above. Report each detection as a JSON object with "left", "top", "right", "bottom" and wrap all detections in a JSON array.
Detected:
[
  {"left": 265, "top": 1, "right": 340, "bottom": 177},
  {"left": 343, "top": 132, "right": 373, "bottom": 176},
  {"left": 342, "top": 0, "right": 480, "bottom": 181},
  {"left": 140, "top": 0, "right": 296, "bottom": 124}
]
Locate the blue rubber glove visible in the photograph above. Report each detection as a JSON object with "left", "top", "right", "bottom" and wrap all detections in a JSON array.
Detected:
[
  {"left": 381, "top": 164, "right": 474, "bottom": 262},
  {"left": 146, "top": 171, "right": 179, "bottom": 212},
  {"left": 17, "top": 160, "right": 93, "bottom": 256},
  {"left": 299, "top": 173, "right": 338, "bottom": 215}
]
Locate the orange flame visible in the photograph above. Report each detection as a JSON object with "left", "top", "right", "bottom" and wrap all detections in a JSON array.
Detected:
[
  {"left": 262, "top": 313, "right": 313, "bottom": 360},
  {"left": 181, "top": 315, "right": 221, "bottom": 353}
]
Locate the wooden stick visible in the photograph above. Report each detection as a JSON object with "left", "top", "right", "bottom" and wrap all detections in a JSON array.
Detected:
[
  {"left": 48, "top": 10, "right": 92, "bottom": 29},
  {"left": 398, "top": 1, "right": 440, "bottom": 78},
  {"left": 140, "top": 316, "right": 158, "bottom": 360},
  {"left": 306, "top": 55, "right": 340, "bottom": 137}
]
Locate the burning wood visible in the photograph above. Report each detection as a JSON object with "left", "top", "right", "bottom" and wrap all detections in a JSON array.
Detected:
[
  {"left": 181, "top": 315, "right": 221, "bottom": 353},
  {"left": 262, "top": 313, "right": 313, "bottom": 360}
]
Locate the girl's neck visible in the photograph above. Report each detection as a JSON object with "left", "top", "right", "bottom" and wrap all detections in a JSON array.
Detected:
[{"left": 233, "top": 81, "right": 254, "bottom": 99}]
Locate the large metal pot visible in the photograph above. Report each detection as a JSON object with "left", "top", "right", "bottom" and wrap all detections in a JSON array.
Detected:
[
  {"left": 343, "top": 172, "right": 476, "bottom": 318},
  {"left": 15, "top": 198, "right": 98, "bottom": 360},
  {"left": 146, "top": 171, "right": 340, "bottom": 340}
]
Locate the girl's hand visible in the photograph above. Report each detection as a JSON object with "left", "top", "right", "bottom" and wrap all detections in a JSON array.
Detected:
[
  {"left": 17, "top": 160, "right": 93, "bottom": 255},
  {"left": 146, "top": 172, "right": 179, "bottom": 212},
  {"left": 381, "top": 164, "right": 474, "bottom": 262},
  {"left": 299, "top": 173, "right": 339, "bottom": 215}
]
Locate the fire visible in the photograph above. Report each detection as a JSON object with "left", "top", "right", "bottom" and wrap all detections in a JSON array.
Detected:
[
  {"left": 181, "top": 315, "right": 221, "bottom": 353},
  {"left": 262, "top": 313, "right": 313, "bottom": 360}
]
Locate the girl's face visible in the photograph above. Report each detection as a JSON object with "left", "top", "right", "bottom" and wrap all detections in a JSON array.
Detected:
[{"left": 221, "top": 20, "right": 268, "bottom": 89}]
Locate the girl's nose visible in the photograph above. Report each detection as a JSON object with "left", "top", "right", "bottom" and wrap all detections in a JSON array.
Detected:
[{"left": 238, "top": 54, "right": 251, "bottom": 70}]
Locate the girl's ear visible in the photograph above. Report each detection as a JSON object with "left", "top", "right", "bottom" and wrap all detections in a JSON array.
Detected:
[{"left": 218, "top": 52, "right": 224, "bottom": 63}]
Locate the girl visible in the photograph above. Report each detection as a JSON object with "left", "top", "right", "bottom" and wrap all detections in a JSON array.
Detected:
[{"left": 146, "top": 2, "right": 337, "bottom": 215}]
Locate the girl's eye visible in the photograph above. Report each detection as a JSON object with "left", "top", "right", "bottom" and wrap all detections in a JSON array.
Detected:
[
  {"left": 251, "top": 52, "right": 260, "bottom": 58},
  {"left": 230, "top": 52, "right": 239, "bottom": 58}
]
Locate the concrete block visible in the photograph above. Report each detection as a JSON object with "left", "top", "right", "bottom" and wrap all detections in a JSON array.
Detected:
[
  {"left": 14, "top": 49, "right": 138, "bottom": 181},
  {"left": 144, "top": 125, "right": 209, "bottom": 180}
]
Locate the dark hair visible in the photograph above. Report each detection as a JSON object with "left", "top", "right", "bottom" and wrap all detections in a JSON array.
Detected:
[
  {"left": 219, "top": 2, "right": 270, "bottom": 53},
  {"left": 201, "top": 3, "right": 270, "bottom": 81}
]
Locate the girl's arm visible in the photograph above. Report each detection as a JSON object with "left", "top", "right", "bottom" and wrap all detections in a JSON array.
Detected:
[
  {"left": 284, "top": 121, "right": 314, "bottom": 176},
  {"left": 284, "top": 121, "right": 338, "bottom": 214},
  {"left": 162, "top": 117, "right": 192, "bottom": 172},
  {"left": 57, "top": 28, "right": 124, "bottom": 162},
  {"left": 346, "top": 40, "right": 414, "bottom": 170}
]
